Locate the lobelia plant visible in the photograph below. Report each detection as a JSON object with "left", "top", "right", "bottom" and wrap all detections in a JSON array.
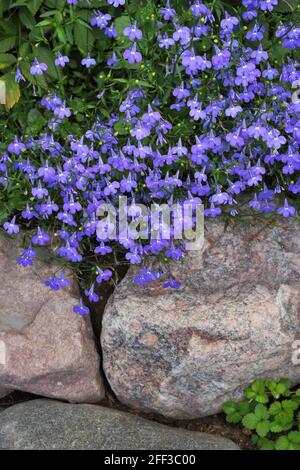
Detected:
[
  {"left": 0, "top": 0, "right": 299, "bottom": 314},
  {"left": 223, "top": 379, "right": 300, "bottom": 450}
]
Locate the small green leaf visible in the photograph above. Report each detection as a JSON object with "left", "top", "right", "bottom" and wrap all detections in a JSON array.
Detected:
[
  {"left": 0, "top": 36, "right": 17, "bottom": 53},
  {"left": 74, "top": 17, "right": 95, "bottom": 55},
  {"left": 289, "top": 431, "right": 300, "bottom": 444},
  {"left": 258, "top": 438, "right": 275, "bottom": 450},
  {"left": 256, "top": 420, "right": 270, "bottom": 438},
  {"left": 0, "top": 53, "right": 16, "bottom": 69},
  {"left": 275, "top": 436, "right": 290, "bottom": 450},
  {"left": 269, "top": 401, "right": 282, "bottom": 415},
  {"left": 242, "top": 413, "right": 258, "bottom": 430},
  {"left": 19, "top": 7, "right": 35, "bottom": 30},
  {"left": 255, "top": 404, "right": 269, "bottom": 420},
  {"left": 26, "top": 0, "right": 43, "bottom": 15}
]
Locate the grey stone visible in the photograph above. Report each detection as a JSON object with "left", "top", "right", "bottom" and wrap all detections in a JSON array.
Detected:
[
  {"left": 0, "top": 399, "right": 239, "bottom": 450},
  {"left": 102, "top": 219, "right": 300, "bottom": 418}
]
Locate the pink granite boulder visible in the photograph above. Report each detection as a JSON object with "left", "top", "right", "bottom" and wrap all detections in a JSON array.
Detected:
[
  {"left": 101, "top": 219, "right": 300, "bottom": 418},
  {"left": 0, "top": 234, "right": 104, "bottom": 403}
]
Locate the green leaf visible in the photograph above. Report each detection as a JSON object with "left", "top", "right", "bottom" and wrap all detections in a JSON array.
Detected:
[
  {"left": 282, "top": 400, "right": 299, "bottom": 411},
  {"left": 0, "top": 53, "right": 16, "bottom": 69},
  {"left": 245, "top": 379, "right": 269, "bottom": 403},
  {"left": 289, "top": 431, "right": 300, "bottom": 444},
  {"left": 276, "top": 0, "right": 299, "bottom": 12},
  {"left": 255, "top": 404, "right": 269, "bottom": 420},
  {"left": 115, "top": 15, "right": 131, "bottom": 38},
  {"left": 0, "top": 19, "right": 18, "bottom": 35},
  {"left": 26, "top": 0, "right": 43, "bottom": 15},
  {"left": 269, "top": 401, "right": 282, "bottom": 415},
  {"left": 257, "top": 438, "right": 275, "bottom": 450},
  {"left": 19, "top": 7, "right": 35, "bottom": 30},
  {"left": 227, "top": 411, "right": 243, "bottom": 424},
  {"left": 44, "top": 0, "right": 66, "bottom": 9},
  {"left": 275, "top": 436, "right": 290, "bottom": 450},
  {"left": 0, "top": 72, "right": 20, "bottom": 110},
  {"left": 0, "top": 36, "right": 17, "bottom": 53},
  {"left": 256, "top": 420, "right": 270, "bottom": 438},
  {"left": 242, "top": 413, "right": 258, "bottom": 430},
  {"left": 223, "top": 401, "right": 237, "bottom": 415},
  {"left": 270, "top": 422, "right": 284, "bottom": 433},
  {"left": 56, "top": 26, "right": 67, "bottom": 44},
  {"left": 74, "top": 21, "right": 95, "bottom": 56}
]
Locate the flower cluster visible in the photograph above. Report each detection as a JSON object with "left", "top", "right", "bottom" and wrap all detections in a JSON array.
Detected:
[{"left": 1, "top": 0, "right": 300, "bottom": 314}]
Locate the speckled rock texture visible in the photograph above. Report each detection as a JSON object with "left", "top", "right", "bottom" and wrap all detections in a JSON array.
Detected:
[
  {"left": 0, "top": 234, "right": 104, "bottom": 403},
  {"left": 0, "top": 399, "right": 239, "bottom": 450},
  {"left": 102, "top": 219, "right": 300, "bottom": 419}
]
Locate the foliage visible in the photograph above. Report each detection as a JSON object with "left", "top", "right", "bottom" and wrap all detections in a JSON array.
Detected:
[
  {"left": 223, "top": 379, "right": 300, "bottom": 450},
  {"left": 0, "top": 0, "right": 299, "bottom": 313}
]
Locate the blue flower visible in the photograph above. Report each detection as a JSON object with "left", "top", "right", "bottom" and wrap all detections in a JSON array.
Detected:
[
  {"left": 3, "top": 216, "right": 19, "bottom": 235},
  {"left": 73, "top": 299, "right": 90, "bottom": 316},
  {"left": 81, "top": 54, "right": 96, "bottom": 68},
  {"left": 30, "top": 57, "right": 48, "bottom": 76}
]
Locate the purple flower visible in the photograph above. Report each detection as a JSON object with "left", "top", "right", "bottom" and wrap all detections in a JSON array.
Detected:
[
  {"left": 8, "top": 137, "right": 25, "bottom": 155},
  {"left": 259, "top": 0, "right": 278, "bottom": 12},
  {"left": 3, "top": 216, "right": 19, "bottom": 235},
  {"left": 123, "top": 43, "right": 142, "bottom": 64},
  {"left": 131, "top": 121, "right": 150, "bottom": 140},
  {"left": 32, "top": 227, "right": 51, "bottom": 246},
  {"left": 73, "top": 299, "right": 90, "bottom": 316},
  {"left": 54, "top": 101, "right": 71, "bottom": 119},
  {"left": 190, "top": 0, "right": 211, "bottom": 17},
  {"left": 30, "top": 57, "right": 48, "bottom": 76},
  {"left": 159, "top": 33, "right": 175, "bottom": 49},
  {"left": 81, "top": 54, "right": 96, "bottom": 68},
  {"left": 204, "top": 203, "right": 222, "bottom": 218},
  {"left": 277, "top": 199, "right": 296, "bottom": 218},
  {"left": 246, "top": 23, "right": 265, "bottom": 42},
  {"left": 107, "top": 52, "right": 119, "bottom": 66},
  {"left": 251, "top": 44, "right": 269, "bottom": 64},
  {"left": 85, "top": 284, "right": 99, "bottom": 303},
  {"left": 15, "top": 67, "right": 25, "bottom": 83},
  {"left": 105, "top": 23, "right": 118, "bottom": 38},
  {"left": 212, "top": 46, "right": 231, "bottom": 70},
  {"left": 107, "top": 0, "right": 125, "bottom": 6},
  {"left": 160, "top": 1, "right": 176, "bottom": 21},
  {"left": 221, "top": 14, "right": 239, "bottom": 34},
  {"left": 173, "top": 26, "right": 191, "bottom": 46},
  {"left": 94, "top": 242, "right": 112, "bottom": 255},
  {"left": 55, "top": 51, "right": 69, "bottom": 67},
  {"left": 91, "top": 10, "right": 111, "bottom": 30},
  {"left": 32, "top": 182, "right": 48, "bottom": 199},
  {"left": 225, "top": 105, "right": 243, "bottom": 118},
  {"left": 96, "top": 267, "right": 113, "bottom": 284},
  {"left": 17, "top": 246, "right": 37, "bottom": 267},
  {"left": 163, "top": 276, "right": 181, "bottom": 289},
  {"left": 125, "top": 248, "right": 142, "bottom": 264},
  {"left": 123, "top": 22, "right": 142, "bottom": 41}
]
